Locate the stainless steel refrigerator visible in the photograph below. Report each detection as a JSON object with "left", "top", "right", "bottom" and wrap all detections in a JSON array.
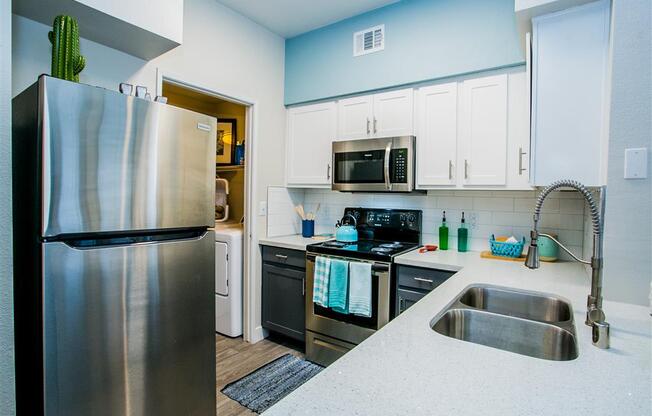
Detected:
[{"left": 12, "top": 76, "right": 217, "bottom": 416}]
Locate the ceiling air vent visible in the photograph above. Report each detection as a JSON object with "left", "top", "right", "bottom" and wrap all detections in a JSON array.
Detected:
[{"left": 353, "top": 25, "right": 385, "bottom": 57}]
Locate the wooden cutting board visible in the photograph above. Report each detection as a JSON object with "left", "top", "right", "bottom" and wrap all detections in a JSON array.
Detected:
[{"left": 480, "top": 250, "right": 526, "bottom": 262}]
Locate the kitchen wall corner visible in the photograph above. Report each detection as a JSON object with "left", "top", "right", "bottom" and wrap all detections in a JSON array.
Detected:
[{"left": 266, "top": 186, "right": 305, "bottom": 237}]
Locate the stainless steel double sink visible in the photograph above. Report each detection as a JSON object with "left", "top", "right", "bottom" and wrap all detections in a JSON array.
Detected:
[{"left": 431, "top": 285, "right": 578, "bottom": 361}]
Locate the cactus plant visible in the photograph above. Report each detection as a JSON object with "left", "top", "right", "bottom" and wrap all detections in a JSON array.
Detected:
[{"left": 48, "top": 15, "right": 85, "bottom": 82}]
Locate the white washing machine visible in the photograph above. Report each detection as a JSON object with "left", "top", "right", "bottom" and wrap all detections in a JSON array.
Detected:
[{"left": 214, "top": 223, "right": 243, "bottom": 337}]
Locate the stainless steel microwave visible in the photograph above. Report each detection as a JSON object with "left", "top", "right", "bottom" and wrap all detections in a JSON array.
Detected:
[{"left": 332, "top": 136, "right": 415, "bottom": 192}]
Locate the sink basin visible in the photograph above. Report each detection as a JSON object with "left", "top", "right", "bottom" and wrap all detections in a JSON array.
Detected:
[
  {"left": 459, "top": 285, "right": 571, "bottom": 323},
  {"left": 431, "top": 285, "right": 578, "bottom": 361},
  {"left": 432, "top": 308, "right": 578, "bottom": 361}
]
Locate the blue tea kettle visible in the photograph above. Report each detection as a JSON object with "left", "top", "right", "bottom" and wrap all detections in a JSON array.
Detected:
[{"left": 336, "top": 214, "right": 358, "bottom": 243}]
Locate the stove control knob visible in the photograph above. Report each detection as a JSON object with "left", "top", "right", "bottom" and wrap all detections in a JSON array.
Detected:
[{"left": 408, "top": 214, "right": 416, "bottom": 223}]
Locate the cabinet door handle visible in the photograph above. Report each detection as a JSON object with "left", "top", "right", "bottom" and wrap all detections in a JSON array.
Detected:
[
  {"left": 413, "top": 277, "right": 434, "bottom": 284},
  {"left": 464, "top": 159, "right": 469, "bottom": 179},
  {"left": 302, "top": 278, "right": 306, "bottom": 296},
  {"left": 373, "top": 117, "right": 377, "bottom": 134},
  {"left": 518, "top": 147, "right": 527, "bottom": 175},
  {"left": 327, "top": 163, "right": 331, "bottom": 180},
  {"left": 366, "top": 118, "right": 370, "bottom": 135},
  {"left": 448, "top": 160, "right": 453, "bottom": 180},
  {"left": 274, "top": 254, "right": 288, "bottom": 260}
]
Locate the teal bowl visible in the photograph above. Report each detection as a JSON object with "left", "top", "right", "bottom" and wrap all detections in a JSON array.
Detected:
[{"left": 538, "top": 234, "right": 559, "bottom": 262}]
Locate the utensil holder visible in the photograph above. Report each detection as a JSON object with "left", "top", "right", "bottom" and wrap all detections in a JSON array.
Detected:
[{"left": 302, "top": 220, "right": 315, "bottom": 238}]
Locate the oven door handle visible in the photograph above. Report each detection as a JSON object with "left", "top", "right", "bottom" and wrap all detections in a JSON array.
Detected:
[
  {"left": 306, "top": 254, "right": 389, "bottom": 272},
  {"left": 384, "top": 142, "right": 392, "bottom": 190}
]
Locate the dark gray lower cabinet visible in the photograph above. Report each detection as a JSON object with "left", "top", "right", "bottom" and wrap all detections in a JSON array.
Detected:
[
  {"left": 261, "top": 246, "right": 305, "bottom": 342},
  {"left": 396, "top": 265, "right": 454, "bottom": 315},
  {"left": 397, "top": 287, "right": 426, "bottom": 315}
]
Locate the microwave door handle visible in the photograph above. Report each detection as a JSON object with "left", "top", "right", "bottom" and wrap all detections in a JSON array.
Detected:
[{"left": 384, "top": 142, "right": 392, "bottom": 190}]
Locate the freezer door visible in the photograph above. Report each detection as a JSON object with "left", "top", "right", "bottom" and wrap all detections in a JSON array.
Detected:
[
  {"left": 42, "top": 231, "right": 215, "bottom": 416},
  {"left": 39, "top": 76, "right": 216, "bottom": 237}
]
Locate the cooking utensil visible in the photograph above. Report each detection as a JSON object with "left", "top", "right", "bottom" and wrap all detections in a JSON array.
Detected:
[{"left": 418, "top": 244, "right": 438, "bottom": 253}]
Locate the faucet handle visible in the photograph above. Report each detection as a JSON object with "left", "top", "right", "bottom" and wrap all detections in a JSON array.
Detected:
[{"left": 592, "top": 321, "right": 610, "bottom": 349}]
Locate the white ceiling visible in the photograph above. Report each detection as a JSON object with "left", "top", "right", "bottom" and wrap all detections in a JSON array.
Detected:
[{"left": 216, "top": 0, "right": 400, "bottom": 38}]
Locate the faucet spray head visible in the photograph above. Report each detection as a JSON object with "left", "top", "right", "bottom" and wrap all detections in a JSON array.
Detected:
[{"left": 525, "top": 230, "right": 540, "bottom": 269}]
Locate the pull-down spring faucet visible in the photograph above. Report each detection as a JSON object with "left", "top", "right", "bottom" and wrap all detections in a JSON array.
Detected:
[{"left": 525, "top": 180, "right": 610, "bottom": 349}]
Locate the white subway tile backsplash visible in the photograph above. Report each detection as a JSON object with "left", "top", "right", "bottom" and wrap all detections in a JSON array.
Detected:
[
  {"left": 560, "top": 214, "right": 585, "bottom": 231},
  {"left": 426, "top": 190, "right": 456, "bottom": 197},
  {"left": 492, "top": 190, "right": 536, "bottom": 198},
  {"left": 557, "top": 229, "right": 584, "bottom": 247},
  {"left": 266, "top": 186, "right": 304, "bottom": 237},
  {"left": 492, "top": 211, "right": 532, "bottom": 227},
  {"left": 514, "top": 197, "right": 560, "bottom": 213},
  {"left": 266, "top": 186, "right": 587, "bottom": 254},
  {"left": 472, "top": 197, "right": 514, "bottom": 211},
  {"left": 559, "top": 198, "right": 586, "bottom": 214},
  {"left": 454, "top": 190, "right": 494, "bottom": 197},
  {"left": 437, "top": 196, "right": 473, "bottom": 210},
  {"left": 538, "top": 213, "right": 561, "bottom": 229}
]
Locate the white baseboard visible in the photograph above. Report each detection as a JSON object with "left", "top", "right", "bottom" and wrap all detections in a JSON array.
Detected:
[{"left": 248, "top": 325, "right": 267, "bottom": 344}]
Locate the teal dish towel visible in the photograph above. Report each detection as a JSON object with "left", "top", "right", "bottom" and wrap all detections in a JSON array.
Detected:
[
  {"left": 348, "top": 262, "right": 372, "bottom": 317},
  {"left": 328, "top": 259, "right": 349, "bottom": 314},
  {"left": 313, "top": 256, "right": 331, "bottom": 307}
]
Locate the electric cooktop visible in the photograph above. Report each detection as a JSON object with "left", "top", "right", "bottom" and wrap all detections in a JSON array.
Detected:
[{"left": 307, "top": 207, "right": 422, "bottom": 262}]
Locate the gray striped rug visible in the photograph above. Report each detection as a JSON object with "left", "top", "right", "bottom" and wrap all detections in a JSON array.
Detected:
[{"left": 221, "top": 354, "right": 324, "bottom": 414}]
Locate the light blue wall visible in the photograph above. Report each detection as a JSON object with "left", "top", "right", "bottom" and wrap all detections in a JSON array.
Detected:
[
  {"left": 284, "top": 0, "right": 524, "bottom": 105},
  {"left": 1, "top": 0, "right": 15, "bottom": 414},
  {"left": 602, "top": 0, "right": 652, "bottom": 306}
]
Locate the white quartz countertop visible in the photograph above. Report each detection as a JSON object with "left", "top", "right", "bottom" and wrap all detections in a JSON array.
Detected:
[
  {"left": 259, "top": 234, "right": 332, "bottom": 251},
  {"left": 265, "top": 250, "right": 652, "bottom": 416}
]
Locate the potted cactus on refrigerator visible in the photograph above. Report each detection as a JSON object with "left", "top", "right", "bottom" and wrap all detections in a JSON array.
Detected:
[{"left": 48, "top": 15, "right": 85, "bottom": 82}]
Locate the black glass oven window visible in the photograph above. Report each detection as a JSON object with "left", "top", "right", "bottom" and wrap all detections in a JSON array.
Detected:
[{"left": 334, "top": 150, "right": 385, "bottom": 184}]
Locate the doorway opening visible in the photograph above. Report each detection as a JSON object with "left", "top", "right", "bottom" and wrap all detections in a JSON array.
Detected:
[
  {"left": 162, "top": 80, "right": 249, "bottom": 338},
  {"left": 163, "top": 81, "right": 247, "bottom": 225}
]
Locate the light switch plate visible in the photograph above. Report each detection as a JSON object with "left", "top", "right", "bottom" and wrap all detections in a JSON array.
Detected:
[
  {"left": 258, "top": 201, "right": 267, "bottom": 216},
  {"left": 624, "top": 148, "right": 648, "bottom": 179}
]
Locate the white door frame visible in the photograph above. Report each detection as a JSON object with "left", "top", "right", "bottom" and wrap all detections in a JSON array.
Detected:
[{"left": 156, "top": 68, "right": 259, "bottom": 343}]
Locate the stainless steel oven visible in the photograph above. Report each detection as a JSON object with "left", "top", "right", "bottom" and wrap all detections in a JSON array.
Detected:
[
  {"left": 305, "top": 253, "right": 391, "bottom": 367},
  {"left": 332, "top": 136, "right": 415, "bottom": 192}
]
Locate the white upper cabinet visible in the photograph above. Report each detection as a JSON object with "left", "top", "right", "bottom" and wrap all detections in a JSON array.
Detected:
[
  {"left": 372, "top": 89, "right": 414, "bottom": 137},
  {"left": 336, "top": 88, "right": 414, "bottom": 140},
  {"left": 337, "top": 96, "right": 373, "bottom": 140},
  {"left": 289, "top": 70, "right": 531, "bottom": 190},
  {"left": 416, "top": 83, "right": 458, "bottom": 186},
  {"left": 506, "top": 71, "right": 532, "bottom": 189},
  {"left": 531, "top": 0, "right": 610, "bottom": 186},
  {"left": 459, "top": 74, "right": 508, "bottom": 186},
  {"left": 286, "top": 102, "right": 337, "bottom": 187}
]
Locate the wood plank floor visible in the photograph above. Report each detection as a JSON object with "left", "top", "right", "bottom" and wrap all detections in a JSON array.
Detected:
[{"left": 216, "top": 334, "right": 304, "bottom": 415}]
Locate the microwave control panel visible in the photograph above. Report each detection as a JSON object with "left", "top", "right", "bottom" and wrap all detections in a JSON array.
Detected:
[{"left": 390, "top": 148, "right": 408, "bottom": 183}]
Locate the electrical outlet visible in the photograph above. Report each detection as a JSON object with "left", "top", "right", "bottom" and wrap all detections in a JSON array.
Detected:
[
  {"left": 258, "top": 201, "right": 267, "bottom": 216},
  {"left": 624, "top": 148, "right": 648, "bottom": 179},
  {"left": 467, "top": 212, "right": 478, "bottom": 230}
]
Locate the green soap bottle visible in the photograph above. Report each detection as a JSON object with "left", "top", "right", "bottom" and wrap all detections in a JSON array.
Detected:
[
  {"left": 457, "top": 212, "right": 468, "bottom": 252},
  {"left": 439, "top": 211, "right": 449, "bottom": 250}
]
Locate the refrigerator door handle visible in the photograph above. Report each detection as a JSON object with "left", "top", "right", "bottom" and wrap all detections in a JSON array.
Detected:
[{"left": 58, "top": 229, "right": 208, "bottom": 249}]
